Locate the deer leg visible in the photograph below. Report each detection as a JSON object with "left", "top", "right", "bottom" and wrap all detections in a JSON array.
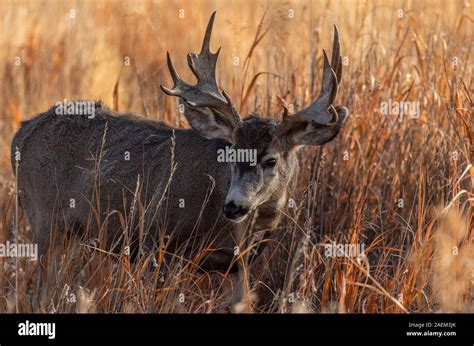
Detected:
[{"left": 231, "top": 223, "right": 254, "bottom": 313}]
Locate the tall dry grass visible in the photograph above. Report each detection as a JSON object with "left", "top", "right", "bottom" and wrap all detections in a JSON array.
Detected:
[{"left": 0, "top": 0, "right": 472, "bottom": 313}]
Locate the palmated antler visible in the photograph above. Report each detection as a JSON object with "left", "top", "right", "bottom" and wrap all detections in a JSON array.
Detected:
[{"left": 160, "top": 12, "right": 241, "bottom": 128}]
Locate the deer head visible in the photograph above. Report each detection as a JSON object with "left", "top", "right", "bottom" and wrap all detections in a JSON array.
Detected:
[{"left": 161, "top": 12, "right": 348, "bottom": 222}]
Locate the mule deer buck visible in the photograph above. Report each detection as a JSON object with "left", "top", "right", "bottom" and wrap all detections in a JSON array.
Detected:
[{"left": 11, "top": 12, "right": 347, "bottom": 305}]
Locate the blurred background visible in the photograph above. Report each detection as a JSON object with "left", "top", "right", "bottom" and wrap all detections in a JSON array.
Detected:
[
  {"left": 0, "top": 0, "right": 472, "bottom": 313},
  {"left": 1, "top": 0, "right": 470, "bottom": 142}
]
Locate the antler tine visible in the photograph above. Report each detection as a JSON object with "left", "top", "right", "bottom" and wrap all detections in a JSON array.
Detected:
[
  {"left": 201, "top": 11, "right": 216, "bottom": 56},
  {"left": 316, "top": 25, "right": 342, "bottom": 113},
  {"left": 187, "top": 11, "right": 221, "bottom": 93},
  {"left": 317, "top": 49, "right": 339, "bottom": 110},
  {"left": 160, "top": 12, "right": 241, "bottom": 127},
  {"left": 280, "top": 25, "right": 342, "bottom": 126},
  {"left": 331, "top": 25, "right": 342, "bottom": 83},
  {"left": 160, "top": 52, "right": 184, "bottom": 96}
]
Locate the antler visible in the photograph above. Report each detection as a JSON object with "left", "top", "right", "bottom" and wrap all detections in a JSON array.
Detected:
[
  {"left": 281, "top": 25, "right": 343, "bottom": 128},
  {"left": 160, "top": 12, "right": 241, "bottom": 127}
]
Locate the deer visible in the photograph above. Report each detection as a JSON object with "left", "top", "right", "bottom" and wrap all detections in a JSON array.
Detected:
[{"left": 11, "top": 12, "right": 348, "bottom": 307}]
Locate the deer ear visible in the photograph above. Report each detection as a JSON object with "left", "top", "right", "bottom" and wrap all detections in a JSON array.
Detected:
[
  {"left": 278, "top": 106, "right": 348, "bottom": 147},
  {"left": 182, "top": 101, "right": 235, "bottom": 142}
]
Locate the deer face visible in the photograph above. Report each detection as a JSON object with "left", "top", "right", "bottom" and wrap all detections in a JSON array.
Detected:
[
  {"left": 223, "top": 117, "right": 285, "bottom": 221},
  {"left": 161, "top": 12, "right": 348, "bottom": 222},
  {"left": 222, "top": 108, "right": 347, "bottom": 221}
]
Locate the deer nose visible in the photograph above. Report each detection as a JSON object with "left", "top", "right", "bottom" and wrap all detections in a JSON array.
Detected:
[{"left": 223, "top": 201, "right": 249, "bottom": 220}]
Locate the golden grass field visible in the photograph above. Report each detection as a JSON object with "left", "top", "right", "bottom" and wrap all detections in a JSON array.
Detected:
[{"left": 0, "top": 0, "right": 472, "bottom": 313}]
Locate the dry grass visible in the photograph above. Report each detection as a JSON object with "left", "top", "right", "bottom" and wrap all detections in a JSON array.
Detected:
[{"left": 0, "top": 0, "right": 473, "bottom": 313}]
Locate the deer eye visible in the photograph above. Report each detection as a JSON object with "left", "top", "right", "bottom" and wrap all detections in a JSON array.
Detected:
[{"left": 264, "top": 158, "right": 277, "bottom": 168}]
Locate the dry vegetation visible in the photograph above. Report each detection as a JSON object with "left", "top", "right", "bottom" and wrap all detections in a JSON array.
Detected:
[{"left": 0, "top": 0, "right": 473, "bottom": 313}]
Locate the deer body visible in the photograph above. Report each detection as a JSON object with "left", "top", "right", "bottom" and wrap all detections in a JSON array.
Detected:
[
  {"left": 11, "top": 12, "right": 347, "bottom": 277},
  {"left": 12, "top": 105, "right": 298, "bottom": 270}
]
